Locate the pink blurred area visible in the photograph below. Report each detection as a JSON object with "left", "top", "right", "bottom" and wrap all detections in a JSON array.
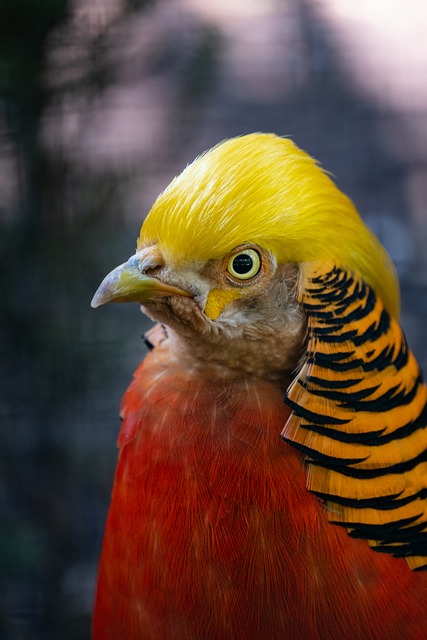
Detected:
[{"left": 35, "top": 0, "right": 427, "bottom": 272}]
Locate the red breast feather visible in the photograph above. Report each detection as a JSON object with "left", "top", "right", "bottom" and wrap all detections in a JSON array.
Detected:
[{"left": 93, "top": 343, "right": 427, "bottom": 640}]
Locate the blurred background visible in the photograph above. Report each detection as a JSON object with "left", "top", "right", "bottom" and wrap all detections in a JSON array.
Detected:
[{"left": 1, "top": 0, "right": 427, "bottom": 637}]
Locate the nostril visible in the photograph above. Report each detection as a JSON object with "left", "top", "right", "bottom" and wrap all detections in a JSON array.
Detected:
[
  {"left": 144, "top": 265, "right": 163, "bottom": 278},
  {"left": 135, "top": 245, "right": 165, "bottom": 273}
]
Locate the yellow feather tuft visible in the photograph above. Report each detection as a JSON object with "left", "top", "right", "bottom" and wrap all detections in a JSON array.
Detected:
[
  {"left": 204, "top": 289, "right": 242, "bottom": 320},
  {"left": 138, "top": 133, "right": 399, "bottom": 318}
]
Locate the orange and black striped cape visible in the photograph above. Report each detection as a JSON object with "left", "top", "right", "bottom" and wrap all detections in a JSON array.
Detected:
[{"left": 283, "top": 264, "right": 427, "bottom": 571}]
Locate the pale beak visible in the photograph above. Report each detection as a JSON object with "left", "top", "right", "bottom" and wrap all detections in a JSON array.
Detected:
[{"left": 91, "top": 252, "right": 190, "bottom": 308}]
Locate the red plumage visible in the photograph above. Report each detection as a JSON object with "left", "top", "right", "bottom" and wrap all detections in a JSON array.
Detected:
[{"left": 93, "top": 342, "right": 427, "bottom": 640}]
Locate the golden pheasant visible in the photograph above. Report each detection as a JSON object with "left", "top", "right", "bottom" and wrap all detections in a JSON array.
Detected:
[{"left": 91, "top": 133, "right": 427, "bottom": 639}]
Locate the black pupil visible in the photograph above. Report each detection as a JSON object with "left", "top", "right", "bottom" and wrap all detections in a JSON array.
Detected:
[{"left": 232, "top": 253, "right": 254, "bottom": 275}]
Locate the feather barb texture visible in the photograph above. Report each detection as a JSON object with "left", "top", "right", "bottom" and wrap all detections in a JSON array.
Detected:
[{"left": 283, "top": 263, "right": 427, "bottom": 570}]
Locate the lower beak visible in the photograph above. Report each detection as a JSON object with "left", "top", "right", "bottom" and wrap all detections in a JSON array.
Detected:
[{"left": 91, "top": 255, "right": 190, "bottom": 308}]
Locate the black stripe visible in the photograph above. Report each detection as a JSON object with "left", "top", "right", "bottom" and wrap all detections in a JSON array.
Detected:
[
  {"left": 311, "top": 324, "right": 344, "bottom": 336},
  {"left": 335, "top": 514, "right": 422, "bottom": 534},
  {"left": 309, "top": 268, "right": 343, "bottom": 285},
  {"left": 353, "top": 310, "right": 390, "bottom": 346},
  {"left": 374, "top": 525, "right": 427, "bottom": 541},
  {"left": 370, "top": 542, "right": 426, "bottom": 558},
  {"left": 339, "top": 286, "right": 375, "bottom": 317},
  {"left": 308, "top": 287, "right": 349, "bottom": 304},
  {"left": 309, "top": 271, "right": 354, "bottom": 291},
  {"left": 307, "top": 354, "right": 363, "bottom": 372},
  {"left": 303, "top": 303, "right": 335, "bottom": 320},
  {"left": 334, "top": 274, "right": 355, "bottom": 290},
  {"left": 393, "top": 340, "right": 410, "bottom": 371},
  {"left": 302, "top": 304, "right": 335, "bottom": 318},
  {"left": 345, "top": 376, "right": 422, "bottom": 413},
  {"left": 363, "top": 344, "right": 409, "bottom": 373},
  {"left": 316, "top": 491, "right": 404, "bottom": 510},
  {"left": 301, "top": 344, "right": 408, "bottom": 376},
  {"left": 373, "top": 545, "right": 408, "bottom": 557},
  {"left": 346, "top": 523, "right": 427, "bottom": 546},
  {"left": 299, "top": 379, "right": 380, "bottom": 403},
  {"left": 328, "top": 300, "right": 374, "bottom": 326},
  {"left": 298, "top": 421, "right": 386, "bottom": 444},
  {"left": 309, "top": 445, "right": 427, "bottom": 479},
  {"left": 315, "top": 329, "right": 359, "bottom": 344},
  {"left": 314, "top": 488, "right": 427, "bottom": 511},
  {"left": 334, "top": 284, "right": 370, "bottom": 309},
  {"left": 304, "top": 285, "right": 365, "bottom": 312},
  {"left": 381, "top": 537, "right": 427, "bottom": 557},
  {"left": 308, "top": 286, "right": 375, "bottom": 326},
  {"left": 284, "top": 397, "right": 351, "bottom": 426},
  {"left": 318, "top": 284, "right": 362, "bottom": 304},
  {"left": 281, "top": 435, "right": 368, "bottom": 467},
  {"left": 312, "top": 350, "right": 355, "bottom": 362},
  {"left": 312, "top": 311, "right": 390, "bottom": 353},
  {"left": 297, "top": 401, "right": 427, "bottom": 445},
  {"left": 305, "top": 375, "right": 364, "bottom": 389},
  {"left": 364, "top": 402, "right": 427, "bottom": 445}
]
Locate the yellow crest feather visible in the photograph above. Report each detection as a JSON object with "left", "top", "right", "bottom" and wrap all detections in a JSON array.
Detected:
[{"left": 138, "top": 133, "right": 399, "bottom": 318}]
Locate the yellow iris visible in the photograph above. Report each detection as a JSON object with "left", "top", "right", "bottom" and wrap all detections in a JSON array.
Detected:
[{"left": 227, "top": 249, "right": 261, "bottom": 280}]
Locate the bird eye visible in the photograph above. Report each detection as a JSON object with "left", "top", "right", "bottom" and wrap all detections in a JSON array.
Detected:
[{"left": 227, "top": 249, "right": 261, "bottom": 280}]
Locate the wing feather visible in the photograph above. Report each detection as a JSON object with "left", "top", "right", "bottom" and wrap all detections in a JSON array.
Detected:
[{"left": 282, "top": 263, "right": 427, "bottom": 570}]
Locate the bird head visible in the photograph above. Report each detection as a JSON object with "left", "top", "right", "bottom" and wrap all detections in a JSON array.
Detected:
[{"left": 91, "top": 133, "right": 399, "bottom": 381}]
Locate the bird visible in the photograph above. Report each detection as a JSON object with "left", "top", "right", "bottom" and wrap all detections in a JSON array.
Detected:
[{"left": 91, "top": 133, "right": 427, "bottom": 640}]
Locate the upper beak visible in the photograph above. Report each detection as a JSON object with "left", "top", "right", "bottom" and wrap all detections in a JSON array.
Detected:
[{"left": 91, "top": 250, "right": 190, "bottom": 309}]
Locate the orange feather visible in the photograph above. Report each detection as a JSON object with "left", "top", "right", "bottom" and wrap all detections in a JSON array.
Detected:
[
  {"left": 283, "top": 264, "right": 427, "bottom": 570},
  {"left": 93, "top": 339, "right": 427, "bottom": 639}
]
